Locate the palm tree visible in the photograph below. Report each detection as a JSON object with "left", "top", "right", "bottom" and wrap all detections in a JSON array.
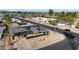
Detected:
[{"left": 2, "top": 13, "right": 12, "bottom": 49}]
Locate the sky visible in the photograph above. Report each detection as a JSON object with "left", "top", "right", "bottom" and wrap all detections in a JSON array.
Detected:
[
  {"left": 0, "top": 9, "right": 79, "bottom": 12},
  {"left": 0, "top": 0, "right": 79, "bottom": 12}
]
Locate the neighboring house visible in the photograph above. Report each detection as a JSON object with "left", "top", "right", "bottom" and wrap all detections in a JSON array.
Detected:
[
  {"left": 32, "top": 17, "right": 49, "bottom": 24},
  {"left": 47, "top": 18, "right": 57, "bottom": 21},
  {"left": 71, "top": 25, "right": 76, "bottom": 28},
  {"left": 20, "top": 23, "right": 33, "bottom": 27},
  {"left": 57, "top": 21, "right": 70, "bottom": 26},
  {"left": 32, "top": 17, "right": 42, "bottom": 22},
  {"left": 12, "top": 18, "right": 21, "bottom": 23},
  {"left": 42, "top": 18, "right": 49, "bottom": 24}
]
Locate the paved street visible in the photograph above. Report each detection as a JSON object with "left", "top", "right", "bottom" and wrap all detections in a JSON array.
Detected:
[{"left": 39, "top": 39, "right": 72, "bottom": 50}]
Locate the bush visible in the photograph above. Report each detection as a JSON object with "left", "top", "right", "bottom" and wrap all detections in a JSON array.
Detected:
[{"left": 49, "top": 20, "right": 59, "bottom": 26}]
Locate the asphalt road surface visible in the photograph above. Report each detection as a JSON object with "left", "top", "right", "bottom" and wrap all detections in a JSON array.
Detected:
[{"left": 14, "top": 16, "right": 79, "bottom": 50}]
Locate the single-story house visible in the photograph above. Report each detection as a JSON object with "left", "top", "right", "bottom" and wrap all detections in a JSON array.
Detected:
[
  {"left": 32, "top": 17, "right": 42, "bottom": 22},
  {"left": 32, "top": 17, "right": 49, "bottom": 24},
  {"left": 57, "top": 21, "right": 70, "bottom": 26},
  {"left": 71, "top": 25, "right": 76, "bottom": 28},
  {"left": 20, "top": 23, "right": 33, "bottom": 27},
  {"left": 42, "top": 18, "right": 49, "bottom": 24},
  {"left": 12, "top": 18, "right": 21, "bottom": 23},
  {"left": 47, "top": 18, "right": 57, "bottom": 21}
]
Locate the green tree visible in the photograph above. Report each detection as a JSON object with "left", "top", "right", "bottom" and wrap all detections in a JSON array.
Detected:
[
  {"left": 60, "top": 11, "right": 65, "bottom": 17},
  {"left": 49, "top": 20, "right": 59, "bottom": 26},
  {"left": 72, "top": 12, "right": 77, "bottom": 17},
  {"left": 57, "top": 12, "right": 77, "bottom": 25},
  {"left": 49, "top": 9, "right": 54, "bottom": 16},
  {"left": 2, "top": 13, "right": 12, "bottom": 26},
  {"left": 77, "top": 22, "right": 79, "bottom": 26}
]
